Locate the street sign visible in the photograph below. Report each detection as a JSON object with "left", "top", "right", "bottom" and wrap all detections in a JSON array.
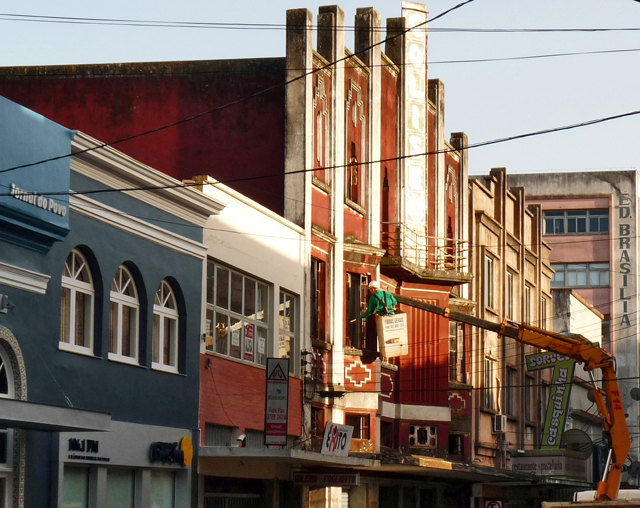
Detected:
[{"left": 265, "top": 358, "right": 289, "bottom": 446}]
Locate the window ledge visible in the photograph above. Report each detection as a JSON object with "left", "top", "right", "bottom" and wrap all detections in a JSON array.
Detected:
[
  {"left": 151, "top": 363, "right": 181, "bottom": 376},
  {"left": 480, "top": 407, "right": 499, "bottom": 415},
  {"left": 59, "top": 343, "right": 101, "bottom": 359},
  {"left": 108, "top": 354, "right": 144, "bottom": 368},
  {"left": 312, "top": 177, "right": 331, "bottom": 194},
  {"left": 344, "top": 347, "right": 363, "bottom": 356},
  {"left": 344, "top": 199, "right": 366, "bottom": 216}
]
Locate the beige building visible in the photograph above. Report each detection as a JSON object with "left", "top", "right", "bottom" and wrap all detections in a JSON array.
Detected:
[{"left": 468, "top": 168, "right": 553, "bottom": 470}]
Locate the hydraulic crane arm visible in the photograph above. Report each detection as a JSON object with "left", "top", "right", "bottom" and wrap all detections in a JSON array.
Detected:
[{"left": 394, "top": 294, "right": 631, "bottom": 502}]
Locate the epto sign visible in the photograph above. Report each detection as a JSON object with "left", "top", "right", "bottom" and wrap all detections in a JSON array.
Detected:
[{"left": 320, "top": 423, "right": 353, "bottom": 457}]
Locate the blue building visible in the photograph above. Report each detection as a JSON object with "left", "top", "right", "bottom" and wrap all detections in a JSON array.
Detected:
[{"left": 0, "top": 96, "right": 224, "bottom": 507}]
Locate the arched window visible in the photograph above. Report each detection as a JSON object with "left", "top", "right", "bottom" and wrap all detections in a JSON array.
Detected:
[
  {"left": 109, "top": 265, "right": 139, "bottom": 364},
  {"left": 152, "top": 280, "right": 179, "bottom": 373},
  {"left": 0, "top": 345, "right": 15, "bottom": 505},
  {"left": 60, "top": 249, "right": 94, "bottom": 354}
]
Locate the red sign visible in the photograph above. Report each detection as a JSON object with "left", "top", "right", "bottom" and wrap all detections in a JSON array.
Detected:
[{"left": 244, "top": 324, "right": 254, "bottom": 362}]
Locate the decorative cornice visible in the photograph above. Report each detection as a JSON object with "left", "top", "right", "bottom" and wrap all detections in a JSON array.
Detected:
[
  {"left": 0, "top": 261, "right": 50, "bottom": 295},
  {"left": 70, "top": 194, "right": 207, "bottom": 260},
  {"left": 312, "top": 225, "right": 337, "bottom": 244},
  {"left": 71, "top": 132, "right": 226, "bottom": 227}
]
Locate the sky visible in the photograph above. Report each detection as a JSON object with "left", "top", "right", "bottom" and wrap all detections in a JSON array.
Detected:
[{"left": 2, "top": 0, "right": 640, "bottom": 176}]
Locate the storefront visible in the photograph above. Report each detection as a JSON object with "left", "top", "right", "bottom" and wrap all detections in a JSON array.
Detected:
[{"left": 58, "top": 422, "right": 194, "bottom": 508}]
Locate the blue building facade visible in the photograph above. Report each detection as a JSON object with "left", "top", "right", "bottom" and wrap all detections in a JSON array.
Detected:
[{"left": 0, "top": 97, "right": 224, "bottom": 507}]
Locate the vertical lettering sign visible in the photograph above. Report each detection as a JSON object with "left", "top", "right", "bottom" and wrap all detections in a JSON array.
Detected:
[
  {"left": 265, "top": 358, "right": 289, "bottom": 446},
  {"left": 402, "top": 4, "right": 428, "bottom": 264},
  {"left": 526, "top": 352, "right": 576, "bottom": 448},
  {"left": 618, "top": 193, "right": 635, "bottom": 328}
]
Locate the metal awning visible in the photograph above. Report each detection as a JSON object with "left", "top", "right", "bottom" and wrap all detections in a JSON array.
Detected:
[{"left": 0, "top": 398, "right": 111, "bottom": 432}]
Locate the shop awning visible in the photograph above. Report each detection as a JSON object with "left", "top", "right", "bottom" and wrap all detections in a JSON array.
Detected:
[
  {"left": 199, "top": 447, "right": 379, "bottom": 480},
  {"left": 0, "top": 398, "right": 111, "bottom": 432}
]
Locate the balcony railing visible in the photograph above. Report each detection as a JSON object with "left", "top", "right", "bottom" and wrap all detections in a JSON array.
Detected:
[{"left": 381, "top": 222, "right": 468, "bottom": 273}]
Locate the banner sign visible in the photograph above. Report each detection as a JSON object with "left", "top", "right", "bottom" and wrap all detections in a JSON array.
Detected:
[
  {"left": 292, "top": 473, "right": 360, "bottom": 487},
  {"left": 526, "top": 351, "right": 576, "bottom": 448},
  {"left": 265, "top": 358, "right": 289, "bottom": 446},
  {"left": 320, "top": 422, "right": 353, "bottom": 457}
]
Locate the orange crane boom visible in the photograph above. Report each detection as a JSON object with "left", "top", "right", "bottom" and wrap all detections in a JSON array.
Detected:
[{"left": 394, "top": 294, "right": 631, "bottom": 502}]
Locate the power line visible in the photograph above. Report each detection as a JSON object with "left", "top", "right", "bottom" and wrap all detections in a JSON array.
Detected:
[
  {"left": 0, "top": 0, "right": 476, "bottom": 177},
  {"left": 2, "top": 12, "right": 640, "bottom": 34}
]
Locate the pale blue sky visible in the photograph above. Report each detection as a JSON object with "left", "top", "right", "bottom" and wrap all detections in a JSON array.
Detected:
[{"left": 2, "top": 0, "right": 640, "bottom": 175}]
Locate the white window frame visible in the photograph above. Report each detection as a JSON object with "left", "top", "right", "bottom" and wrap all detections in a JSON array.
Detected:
[
  {"left": 60, "top": 249, "right": 95, "bottom": 355},
  {"left": 109, "top": 265, "right": 140, "bottom": 365},
  {"left": 152, "top": 280, "right": 179, "bottom": 374},
  {"left": 206, "top": 261, "right": 270, "bottom": 367}
]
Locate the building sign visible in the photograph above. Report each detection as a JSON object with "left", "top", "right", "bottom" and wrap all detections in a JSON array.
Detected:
[
  {"left": 510, "top": 454, "right": 588, "bottom": 480},
  {"left": 0, "top": 96, "right": 72, "bottom": 251},
  {"left": 67, "top": 438, "right": 109, "bottom": 463},
  {"left": 62, "top": 421, "right": 193, "bottom": 469},
  {"left": 292, "top": 473, "right": 359, "bottom": 487},
  {"left": 320, "top": 422, "right": 354, "bottom": 457},
  {"left": 526, "top": 351, "right": 576, "bottom": 448},
  {"left": 149, "top": 437, "right": 193, "bottom": 467},
  {"left": 618, "top": 192, "right": 635, "bottom": 328},
  {"left": 402, "top": 3, "right": 428, "bottom": 264},
  {"left": 265, "top": 358, "right": 289, "bottom": 446}
]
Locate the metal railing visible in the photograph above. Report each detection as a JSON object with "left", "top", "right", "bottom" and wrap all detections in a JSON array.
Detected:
[{"left": 381, "top": 222, "right": 468, "bottom": 273}]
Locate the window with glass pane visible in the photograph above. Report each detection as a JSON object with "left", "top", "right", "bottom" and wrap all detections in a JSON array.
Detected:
[
  {"left": 525, "top": 376, "right": 533, "bottom": 421},
  {"left": 150, "top": 471, "right": 175, "bottom": 508},
  {"left": 109, "top": 266, "right": 139, "bottom": 364},
  {"left": 107, "top": 469, "right": 135, "bottom": 508},
  {"left": 541, "top": 296, "right": 548, "bottom": 329},
  {"left": 60, "top": 249, "right": 94, "bottom": 354},
  {"left": 484, "top": 257, "right": 494, "bottom": 308},
  {"left": 551, "top": 263, "right": 610, "bottom": 288},
  {"left": 505, "top": 271, "right": 513, "bottom": 319},
  {"left": 484, "top": 358, "right": 495, "bottom": 410},
  {"left": 567, "top": 210, "right": 587, "bottom": 233},
  {"left": 63, "top": 467, "right": 89, "bottom": 508},
  {"left": 506, "top": 368, "right": 517, "bottom": 416},
  {"left": 310, "top": 258, "right": 326, "bottom": 341},
  {"left": 543, "top": 209, "right": 609, "bottom": 235},
  {"left": 279, "top": 291, "right": 296, "bottom": 371},
  {"left": 152, "top": 280, "right": 179, "bottom": 373},
  {"left": 206, "top": 261, "right": 271, "bottom": 367},
  {"left": 524, "top": 285, "right": 531, "bottom": 324}
]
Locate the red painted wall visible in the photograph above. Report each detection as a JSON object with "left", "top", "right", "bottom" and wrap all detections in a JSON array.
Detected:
[
  {"left": 0, "top": 59, "right": 287, "bottom": 214},
  {"left": 199, "top": 355, "right": 302, "bottom": 443},
  {"left": 395, "top": 286, "right": 449, "bottom": 407}
]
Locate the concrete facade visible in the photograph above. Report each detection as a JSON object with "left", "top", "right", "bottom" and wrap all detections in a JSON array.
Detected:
[
  {"left": 467, "top": 168, "right": 555, "bottom": 504},
  {"left": 509, "top": 170, "right": 640, "bottom": 475}
]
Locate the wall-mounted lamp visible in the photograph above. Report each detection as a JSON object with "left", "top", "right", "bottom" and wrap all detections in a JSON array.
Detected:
[{"left": 0, "top": 295, "right": 13, "bottom": 314}]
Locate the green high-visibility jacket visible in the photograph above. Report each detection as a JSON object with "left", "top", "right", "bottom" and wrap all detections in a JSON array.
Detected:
[{"left": 358, "top": 290, "right": 397, "bottom": 320}]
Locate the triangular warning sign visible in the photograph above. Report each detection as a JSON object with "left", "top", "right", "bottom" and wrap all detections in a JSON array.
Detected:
[{"left": 269, "top": 363, "right": 287, "bottom": 380}]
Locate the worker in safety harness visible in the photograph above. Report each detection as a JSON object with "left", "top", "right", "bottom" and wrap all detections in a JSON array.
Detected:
[{"left": 356, "top": 280, "right": 397, "bottom": 320}]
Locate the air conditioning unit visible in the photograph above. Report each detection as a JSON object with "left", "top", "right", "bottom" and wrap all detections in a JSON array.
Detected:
[{"left": 492, "top": 414, "right": 507, "bottom": 433}]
